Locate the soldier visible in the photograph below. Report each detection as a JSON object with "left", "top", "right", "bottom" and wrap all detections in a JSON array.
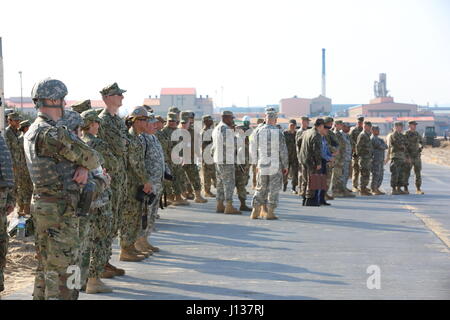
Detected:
[
  {"left": 15, "top": 120, "right": 33, "bottom": 216},
  {"left": 80, "top": 109, "right": 117, "bottom": 293},
  {"left": 283, "top": 119, "right": 299, "bottom": 194},
  {"left": 251, "top": 118, "right": 265, "bottom": 189},
  {"left": 387, "top": 121, "right": 410, "bottom": 195},
  {"left": 298, "top": 118, "right": 324, "bottom": 206},
  {"left": 120, "top": 107, "right": 153, "bottom": 261},
  {"left": 295, "top": 116, "right": 311, "bottom": 200},
  {"left": 370, "top": 126, "right": 388, "bottom": 195},
  {"left": 71, "top": 99, "right": 92, "bottom": 114},
  {"left": 0, "top": 134, "right": 15, "bottom": 297},
  {"left": 24, "top": 78, "right": 100, "bottom": 300},
  {"left": 250, "top": 110, "right": 288, "bottom": 219},
  {"left": 350, "top": 116, "right": 364, "bottom": 192},
  {"left": 212, "top": 111, "right": 240, "bottom": 214},
  {"left": 201, "top": 115, "right": 216, "bottom": 198},
  {"left": 356, "top": 121, "right": 374, "bottom": 196},
  {"left": 331, "top": 120, "right": 349, "bottom": 197},
  {"left": 339, "top": 122, "right": 356, "bottom": 197},
  {"left": 97, "top": 82, "right": 130, "bottom": 277},
  {"left": 323, "top": 117, "right": 339, "bottom": 200},
  {"left": 181, "top": 111, "right": 207, "bottom": 203},
  {"left": 234, "top": 116, "right": 252, "bottom": 211},
  {"left": 19, "top": 120, "right": 31, "bottom": 134},
  {"left": 404, "top": 120, "right": 425, "bottom": 194}
]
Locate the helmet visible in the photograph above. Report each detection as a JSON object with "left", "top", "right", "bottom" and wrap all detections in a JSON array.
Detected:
[
  {"left": 80, "top": 109, "right": 102, "bottom": 128},
  {"left": 57, "top": 110, "right": 84, "bottom": 131},
  {"left": 242, "top": 116, "right": 251, "bottom": 122},
  {"left": 31, "top": 78, "right": 68, "bottom": 108}
]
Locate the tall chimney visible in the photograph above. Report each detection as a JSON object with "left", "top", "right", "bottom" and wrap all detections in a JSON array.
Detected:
[
  {"left": 321, "top": 48, "right": 326, "bottom": 97},
  {"left": 0, "top": 37, "right": 5, "bottom": 134}
]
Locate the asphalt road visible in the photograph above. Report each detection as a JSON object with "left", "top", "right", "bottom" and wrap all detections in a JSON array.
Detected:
[{"left": 6, "top": 162, "right": 450, "bottom": 300}]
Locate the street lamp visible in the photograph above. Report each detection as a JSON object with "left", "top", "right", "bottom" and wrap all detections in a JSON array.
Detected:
[{"left": 18, "top": 71, "right": 23, "bottom": 110}]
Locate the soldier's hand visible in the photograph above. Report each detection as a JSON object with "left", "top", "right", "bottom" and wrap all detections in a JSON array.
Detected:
[
  {"left": 282, "top": 168, "right": 289, "bottom": 176},
  {"left": 73, "top": 167, "right": 89, "bottom": 185},
  {"left": 143, "top": 182, "right": 152, "bottom": 194}
]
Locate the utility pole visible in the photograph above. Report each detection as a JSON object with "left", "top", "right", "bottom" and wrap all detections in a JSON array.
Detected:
[
  {"left": 19, "top": 71, "right": 23, "bottom": 110},
  {"left": 0, "top": 37, "right": 5, "bottom": 135}
]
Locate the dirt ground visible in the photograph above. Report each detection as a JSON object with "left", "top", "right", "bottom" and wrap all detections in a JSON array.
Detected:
[{"left": 422, "top": 140, "right": 450, "bottom": 167}]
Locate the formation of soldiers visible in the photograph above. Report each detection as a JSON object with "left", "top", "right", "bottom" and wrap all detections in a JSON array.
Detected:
[{"left": 0, "top": 77, "right": 425, "bottom": 300}]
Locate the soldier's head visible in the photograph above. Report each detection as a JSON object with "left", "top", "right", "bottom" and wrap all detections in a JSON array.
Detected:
[
  {"left": 334, "top": 120, "right": 344, "bottom": 131},
  {"left": 31, "top": 78, "right": 68, "bottom": 120},
  {"left": 363, "top": 121, "right": 372, "bottom": 133},
  {"left": 357, "top": 116, "right": 364, "bottom": 128},
  {"left": 256, "top": 118, "right": 264, "bottom": 125},
  {"left": 7, "top": 112, "right": 22, "bottom": 129},
  {"left": 202, "top": 115, "right": 213, "bottom": 128},
  {"left": 265, "top": 111, "right": 278, "bottom": 125},
  {"left": 221, "top": 111, "right": 234, "bottom": 126},
  {"left": 314, "top": 118, "right": 325, "bottom": 134},
  {"left": 394, "top": 121, "right": 404, "bottom": 133},
  {"left": 155, "top": 116, "right": 165, "bottom": 130},
  {"left": 167, "top": 112, "right": 179, "bottom": 128},
  {"left": 100, "top": 83, "right": 126, "bottom": 114},
  {"left": 324, "top": 117, "right": 334, "bottom": 129},
  {"left": 180, "top": 111, "right": 191, "bottom": 129},
  {"left": 372, "top": 125, "right": 380, "bottom": 136},
  {"left": 145, "top": 112, "right": 159, "bottom": 135},
  {"left": 342, "top": 122, "right": 352, "bottom": 133},
  {"left": 408, "top": 120, "right": 418, "bottom": 131},
  {"left": 128, "top": 106, "right": 150, "bottom": 134},
  {"left": 57, "top": 110, "right": 84, "bottom": 138},
  {"left": 288, "top": 119, "right": 297, "bottom": 131},
  {"left": 300, "top": 116, "right": 310, "bottom": 129},
  {"left": 19, "top": 120, "right": 31, "bottom": 133},
  {"left": 81, "top": 109, "right": 102, "bottom": 136}
]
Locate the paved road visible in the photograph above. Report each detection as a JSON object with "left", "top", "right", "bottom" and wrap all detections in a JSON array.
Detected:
[{"left": 6, "top": 162, "right": 450, "bottom": 300}]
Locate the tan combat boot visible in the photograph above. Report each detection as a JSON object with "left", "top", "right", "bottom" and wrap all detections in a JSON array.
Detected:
[
  {"left": 105, "top": 262, "right": 125, "bottom": 276},
  {"left": 86, "top": 278, "right": 113, "bottom": 294},
  {"left": 371, "top": 188, "right": 384, "bottom": 196},
  {"left": 224, "top": 201, "right": 241, "bottom": 214},
  {"left": 359, "top": 188, "right": 373, "bottom": 196},
  {"left": 138, "top": 236, "right": 160, "bottom": 252},
  {"left": 99, "top": 268, "right": 116, "bottom": 279},
  {"left": 172, "top": 194, "right": 190, "bottom": 206},
  {"left": 134, "top": 237, "right": 153, "bottom": 256},
  {"left": 325, "top": 193, "right": 334, "bottom": 200},
  {"left": 120, "top": 246, "right": 145, "bottom": 262},
  {"left": 194, "top": 190, "right": 208, "bottom": 203},
  {"left": 216, "top": 200, "right": 225, "bottom": 213},
  {"left": 392, "top": 187, "right": 401, "bottom": 195},
  {"left": 239, "top": 198, "right": 252, "bottom": 212},
  {"left": 204, "top": 187, "right": 216, "bottom": 198},
  {"left": 183, "top": 191, "right": 195, "bottom": 200},
  {"left": 265, "top": 205, "right": 279, "bottom": 220},
  {"left": 402, "top": 186, "right": 410, "bottom": 195},
  {"left": 250, "top": 205, "right": 261, "bottom": 219},
  {"left": 166, "top": 194, "right": 175, "bottom": 205},
  {"left": 416, "top": 188, "right": 424, "bottom": 195}
]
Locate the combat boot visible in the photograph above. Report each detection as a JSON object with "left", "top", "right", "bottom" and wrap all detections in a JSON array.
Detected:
[
  {"left": 352, "top": 187, "right": 359, "bottom": 193},
  {"left": 291, "top": 186, "right": 298, "bottom": 195},
  {"left": 119, "top": 246, "right": 145, "bottom": 262},
  {"left": 325, "top": 193, "right": 334, "bottom": 200},
  {"left": 134, "top": 237, "right": 153, "bottom": 256},
  {"left": 416, "top": 187, "right": 424, "bottom": 195},
  {"left": 265, "top": 205, "right": 279, "bottom": 220},
  {"left": 343, "top": 189, "right": 357, "bottom": 198},
  {"left": 99, "top": 269, "right": 116, "bottom": 279},
  {"left": 105, "top": 262, "right": 125, "bottom": 276},
  {"left": 86, "top": 278, "right": 113, "bottom": 294},
  {"left": 132, "top": 244, "right": 151, "bottom": 258},
  {"left": 239, "top": 198, "right": 252, "bottom": 212},
  {"left": 283, "top": 183, "right": 287, "bottom": 192},
  {"left": 224, "top": 201, "right": 241, "bottom": 214},
  {"left": 216, "top": 200, "right": 225, "bottom": 213},
  {"left": 371, "top": 188, "right": 384, "bottom": 196},
  {"left": 402, "top": 186, "right": 410, "bottom": 195},
  {"left": 359, "top": 188, "right": 373, "bottom": 196},
  {"left": 250, "top": 205, "right": 261, "bottom": 219},
  {"left": 259, "top": 205, "right": 268, "bottom": 218},
  {"left": 172, "top": 194, "right": 190, "bottom": 206},
  {"left": 204, "top": 188, "right": 216, "bottom": 198},
  {"left": 194, "top": 190, "right": 208, "bottom": 203},
  {"left": 320, "top": 191, "right": 331, "bottom": 206},
  {"left": 183, "top": 192, "right": 195, "bottom": 200},
  {"left": 391, "top": 187, "right": 401, "bottom": 195}
]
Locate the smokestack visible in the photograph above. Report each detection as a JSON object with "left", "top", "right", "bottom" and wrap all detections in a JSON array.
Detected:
[
  {"left": 0, "top": 37, "right": 5, "bottom": 134},
  {"left": 321, "top": 48, "right": 326, "bottom": 97}
]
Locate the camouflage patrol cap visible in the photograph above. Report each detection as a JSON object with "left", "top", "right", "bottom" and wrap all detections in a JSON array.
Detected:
[
  {"left": 146, "top": 112, "right": 158, "bottom": 124},
  {"left": 156, "top": 115, "right": 166, "bottom": 123},
  {"left": 408, "top": 120, "right": 418, "bottom": 125},
  {"left": 394, "top": 121, "right": 404, "bottom": 126},
  {"left": 58, "top": 110, "right": 84, "bottom": 131},
  {"left": 221, "top": 110, "right": 234, "bottom": 116},
  {"left": 19, "top": 120, "right": 31, "bottom": 130},
  {"left": 100, "top": 82, "right": 126, "bottom": 96},
  {"left": 167, "top": 112, "right": 178, "bottom": 121},
  {"left": 180, "top": 111, "right": 191, "bottom": 123},
  {"left": 7, "top": 112, "right": 21, "bottom": 121},
  {"left": 143, "top": 105, "right": 154, "bottom": 113},
  {"left": 256, "top": 118, "right": 264, "bottom": 124},
  {"left": 314, "top": 118, "right": 325, "bottom": 127},
  {"left": 31, "top": 78, "right": 68, "bottom": 103},
  {"left": 129, "top": 106, "right": 150, "bottom": 119},
  {"left": 168, "top": 106, "right": 181, "bottom": 114},
  {"left": 71, "top": 99, "right": 92, "bottom": 114},
  {"left": 364, "top": 121, "right": 372, "bottom": 126},
  {"left": 80, "top": 109, "right": 102, "bottom": 128},
  {"left": 357, "top": 116, "right": 365, "bottom": 122},
  {"left": 343, "top": 122, "right": 352, "bottom": 127},
  {"left": 334, "top": 120, "right": 343, "bottom": 125},
  {"left": 289, "top": 119, "right": 297, "bottom": 125},
  {"left": 202, "top": 115, "right": 213, "bottom": 121},
  {"left": 265, "top": 106, "right": 276, "bottom": 112},
  {"left": 301, "top": 116, "right": 311, "bottom": 121},
  {"left": 265, "top": 111, "right": 278, "bottom": 119},
  {"left": 324, "top": 116, "right": 334, "bottom": 124},
  {"left": 372, "top": 125, "right": 380, "bottom": 130}
]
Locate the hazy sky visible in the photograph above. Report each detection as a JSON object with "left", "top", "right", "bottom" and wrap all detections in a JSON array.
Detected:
[{"left": 1, "top": 0, "right": 449, "bottom": 108}]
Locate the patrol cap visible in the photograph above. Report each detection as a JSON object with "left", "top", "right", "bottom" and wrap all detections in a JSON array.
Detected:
[
  {"left": 256, "top": 118, "right": 264, "bottom": 124},
  {"left": 221, "top": 110, "right": 234, "bottom": 117},
  {"left": 19, "top": 120, "right": 31, "bottom": 130},
  {"left": 143, "top": 105, "right": 154, "bottom": 113},
  {"left": 343, "top": 122, "right": 352, "bottom": 127},
  {"left": 58, "top": 110, "right": 84, "bottom": 131},
  {"left": 314, "top": 118, "right": 325, "bottom": 127},
  {"left": 408, "top": 120, "right": 418, "bottom": 125},
  {"left": 146, "top": 112, "right": 158, "bottom": 124},
  {"left": 324, "top": 116, "right": 334, "bottom": 124},
  {"left": 168, "top": 106, "right": 181, "bottom": 114},
  {"left": 80, "top": 109, "right": 102, "bottom": 127},
  {"left": 372, "top": 125, "right": 380, "bottom": 130},
  {"left": 156, "top": 115, "right": 166, "bottom": 123},
  {"left": 202, "top": 115, "right": 213, "bottom": 121},
  {"left": 324, "top": 125, "right": 332, "bottom": 129},
  {"left": 364, "top": 121, "right": 372, "bottom": 126},
  {"left": 301, "top": 116, "right": 311, "bottom": 121},
  {"left": 129, "top": 106, "right": 150, "bottom": 120},
  {"left": 186, "top": 110, "right": 195, "bottom": 118},
  {"left": 71, "top": 99, "right": 92, "bottom": 114},
  {"left": 334, "top": 120, "right": 343, "bottom": 125},
  {"left": 357, "top": 116, "right": 365, "bottom": 122},
  {"left": 180, "top": 111, "right": 191, "bottom": 123},
  {"left": 289, "top": 119, "right": 297, "bottom": 125},
  {"left": 265, "top": 111, "right": 278, "bottom": 119},
  {"left": 7, "top": 112, "right": 21, "bottom": 121},
  {"left": 394, "top": 121, "right": 404, "bottom": 126},
  {"left": 100, "top": 82, "right": 126, "bottom": 96},
  {"left": 167, "top": 112, "right": 178, "bottom": 122}
]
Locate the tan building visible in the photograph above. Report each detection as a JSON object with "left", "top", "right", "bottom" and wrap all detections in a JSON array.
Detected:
[
  {"left": 280, "top": 95, "right": 332, "bottom": 117},
  {"left": 348, "top": 97, "right": 418, "bottom": 118},
  {"left": 143, "top": 88, "right": 214, "bottom": 118}
]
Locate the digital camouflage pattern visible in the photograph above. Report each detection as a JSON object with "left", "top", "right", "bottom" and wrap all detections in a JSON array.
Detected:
[{"left": 31, "top": 78, "right": 68, "bottom": 101}]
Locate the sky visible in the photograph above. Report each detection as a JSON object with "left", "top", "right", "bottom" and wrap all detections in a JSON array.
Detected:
[{"left": 1, "top": 0, "right": 450, "bottom": 109}]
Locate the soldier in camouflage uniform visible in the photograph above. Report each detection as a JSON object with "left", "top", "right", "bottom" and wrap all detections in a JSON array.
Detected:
[
  {"left": 80, "top": 109, "right": 116, "bottom": 293},
  {"left": 322, "top": 117, "right": 339, "bottom": 200},
  {"left": 283, "top": 119, "right": 299, "bottom": 194},
  {"left": 234, "top": 116, "right": 252, "bottom": 211},
  {"left": 339, "top": 122, "right": 356, "bottom": 197},
  {"left": 71, "top": 99, "right": 92, "bottom": 114},
  {"left": 97, "top": 82, "right": 130, "bottom": 277},
  {"left": 403, "top": 120, "right": 425, "bottom": 194},
  {"left": 370, "top": 126, "right": 388, "bottom": 195},
  {"left": 331, "top": 120, "right": 349, "bottom": 197},
  {"left": 120, "top": 107, "right": 153, "bottom": 261},
  {"left": 250, "top": 110, "right": 288, "bottom": 219},
  {"left": 0, "top": 134, "right": 15, "bottom": 296},
  {"left": 5, "top": 112, "right": 33, "bottom": 216},
  {"left": 19, "top": 120, "right": 31, "bottom": 134},
  {"left": 201, "top": 115, "right": 216, "bottom": 197},
  {"left": 387, "top": 121, "right": 410, "bottom": 195},
  {"left": 295, "top": 116, "right": 311, "bottom": 200},
  {"left": 25, "top": 78, "right": 101, "bottom": 300},
  {"left": 135, "top": 112, "right": 165, "bottom": 254},
  {"left": 356, "top": 121, "right": 374, "bottom": 196},
  {"left": 212, "top": 111, "right": 241, "bottom": 214},
  {"left": 251, "top": 118, "right": 265, "bottom": 189},
  {"left": 350, "top": 116, "right": 364, "bottom": 192}
]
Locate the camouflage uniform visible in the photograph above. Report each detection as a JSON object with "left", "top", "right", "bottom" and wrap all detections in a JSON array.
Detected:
[
  {"left": 387, "top": 130, "right": 409, "bottom": 188},
  {"left": 298, "top": 127, "right": 323, "bottom": 199},
  {"left": 182, "top": 125, "right": 202, "bottom": 192},
  {"left": 201, "top": 122, "right": 216, "bottom": 191},
  {"left": 324, "top": 121, "right": 338, "bottom": 192},
  {"left": 340, "top": 129, "right": 353, "bottom": 189},
  {"left": 295, "top": 127, "right": 310, "bottom": 197},
  {"left": 0, "top": 135, "right": 15, "bottom": 294},
  {"left": 331, "top": 126, "right": 346, "bottom": 194},
  {"left": 250, "top": 122, "right": 288, "bottom": 208},
  {"left": 235, "top": 124, "right": 251, "bottom": 201},
  {"left": 350, "top": 125, "right": 363, "bottom": 189},
  {"left": 371, "top": 134, "right": 388, "bottom": 191},
  {"left": 356, "top": 129, "right": 374, "bottom": 190},
  {"left": 404, "top": 129, "right": 424, "bottom": 189},
  {"left": 283, "top": 129, "right": 299, "bottom": 191}
]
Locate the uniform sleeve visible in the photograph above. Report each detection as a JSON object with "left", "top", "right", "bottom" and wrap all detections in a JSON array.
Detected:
[
  {"left": 127, "top": 136, "right": 151, "bottom": 186},
  {"left": 279, "top": 130, "right": 289, "bottom": 170},
  {"left": 37, "top": 126, "right": 101, "bottom": 170}
]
